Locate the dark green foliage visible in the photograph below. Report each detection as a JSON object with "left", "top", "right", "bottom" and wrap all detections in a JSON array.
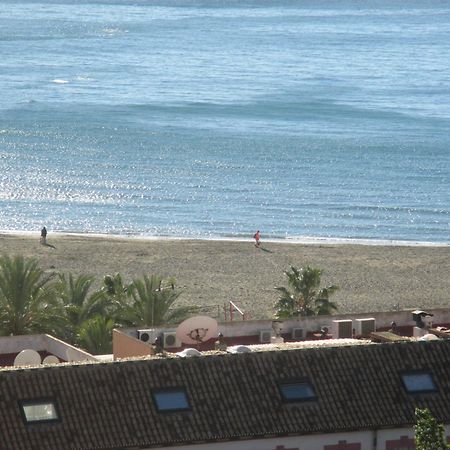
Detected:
[
  {"left": 274, "top": 265, "right": 338, "bottom": 318},
  {"left": 0, "top": 255, "right": 64, "bottom": 336},
  {"left": 78, "top": 316, "right": 115, "bottom": 355},
  {"left": 123, "top": 275, "right": 198, "bottom": 327},
  {"left": 57, "top": 273, "right": 108, "bottom": 344},
  {"left": 415, "top": 408, "right": 450, "bottom": 450},
  {"left": 0, "top": 255, "right": 196, "bottom": 354}
]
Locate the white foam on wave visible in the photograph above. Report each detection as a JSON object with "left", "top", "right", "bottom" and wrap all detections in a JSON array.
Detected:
[
  {"left": 281, "top": 235, "right": 448, "bottom": 247},
  {"left": 0, "top": 230, "right": 447, "bottom": 247},
  {"left": 52, "top": 79, "right": 69, "bottom": 84},
  {"left": 102, "top": 27, "right": 124, "bottom": 35},
  {"left": 75, "top": 76, "right": 93, "bottom": 81}
]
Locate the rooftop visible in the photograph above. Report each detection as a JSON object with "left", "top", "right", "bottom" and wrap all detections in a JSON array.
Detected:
[{"left": 0, "top": 339, "right": 449, "bottom": 449}]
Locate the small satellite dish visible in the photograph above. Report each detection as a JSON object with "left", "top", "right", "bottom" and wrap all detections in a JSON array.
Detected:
[
  {"left": 176, "top": 348, "right": 202, "bottom": 358},
  {"left": 43, "top": 355, "right": 60, "bottom": 364},
  {"left": 176, "top": 316, "right": 218, "bottom": 345},
  {"left": 227, "top": 345, "right": 252, "bottom": 354},
  {"left": 419, "top": 333, "right": 439, "bottom": 341},
  {"left": 13, "top": 349, "right": 42, "bottom": 367}
]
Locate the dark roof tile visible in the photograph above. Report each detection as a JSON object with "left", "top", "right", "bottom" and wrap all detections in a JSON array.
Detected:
[{"left": 1, "top": 341, "right": 450, "bottom": 449}]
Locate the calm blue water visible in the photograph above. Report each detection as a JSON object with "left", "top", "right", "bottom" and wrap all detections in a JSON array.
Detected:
[{"left": 1, "top": 0, "right": 449, "bottom": 242}]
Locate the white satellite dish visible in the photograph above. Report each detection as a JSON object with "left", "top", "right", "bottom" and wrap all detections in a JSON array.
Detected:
[
  {"left": 43, "top": 355, "right": 60, "bottom": 365},
  {"left": 419, "top": 333, "right": 439, "bottom": 341},
  {"left": 227, "top": 345, "right": 252, "bottom": 354},
  {"left": 176, "top": 316, "right": 218, "bottom": 345},
  {"left": 176, "top": 348, "right": 202, "bottom": 358},
  {"left": 13, "top": 349, "right": 42, "bottom": 367}
]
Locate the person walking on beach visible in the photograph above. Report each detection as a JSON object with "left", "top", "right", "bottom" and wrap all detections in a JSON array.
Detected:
[
  {"left": 40, "top": 226, "right": 47, "bottom": 245},
  {"left": 253, "top": 230, "right": 261, "bottom": 247}
]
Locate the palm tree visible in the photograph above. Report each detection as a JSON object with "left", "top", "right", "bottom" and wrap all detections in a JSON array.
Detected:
[
  {"left": 102, "top": 273, "right": 129, "bottom": 299},
  {"left": 123, "top": 274, "right": 198, "bottom": 327},
  {"left": 0, "top": 255, "right": 64, "bottom": 336},
  {"left": 78, "top": 315, "right": 115, "bottom": 355},
  {"left": 100, "top": 273, "right": 131, "bottom": 319},
  {"left": 56, "top": 273, "right": 108, "bottom": 344},
  {"left": 274, "top": 265, "right": 338, "bottom": 318}
]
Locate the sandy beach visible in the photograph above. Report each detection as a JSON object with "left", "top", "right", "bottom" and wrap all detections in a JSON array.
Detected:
[{"left": 0, "top": 233, "right": 448, "bottom": 320}]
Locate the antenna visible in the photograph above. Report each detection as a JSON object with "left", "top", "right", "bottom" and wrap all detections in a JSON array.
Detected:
[
  {"left": 13, "top": 349, "right": 42, "bottom": 367},
  {"left": 176, "top": 316, "right": 218, "bottom": 345}
]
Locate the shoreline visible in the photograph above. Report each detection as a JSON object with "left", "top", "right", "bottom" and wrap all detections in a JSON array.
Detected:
[
  {"left": 0, "top": 232, "right": 449, "bottom": 320},
  {"left": 1, "top": 230, "right": 448, "bottom": 248}
]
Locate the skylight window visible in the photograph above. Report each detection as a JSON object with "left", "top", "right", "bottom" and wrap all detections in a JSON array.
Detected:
[
  {"left": 278, "top": 381, "right": 317, "bottom": 402},
  {"left": 402, "top": 371, "right": 437, "bottom": 394},
  {"left": 20, "top": 400, "right": 58, "bottom": 424},
  {"left": 153, "top": 388, "right": 190, "bottom": 412}
]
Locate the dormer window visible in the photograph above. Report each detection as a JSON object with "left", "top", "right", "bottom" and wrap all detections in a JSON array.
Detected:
[
  {"left": 402, "top": 371, "right": 437, "bottom": 394},
  {"left": 278, "top": 380, "right": 317, "bottom": 402},
  {"left": 19, "top": 399, "right": 58, "bottom": 424},
  {"left": 153, "top": 388, "right": 191, "bottom": 412}
]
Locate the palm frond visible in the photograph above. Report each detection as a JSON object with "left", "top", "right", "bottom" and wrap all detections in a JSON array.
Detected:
[{"left": 274, "top": 265, "right": 339, "bottom": 319}]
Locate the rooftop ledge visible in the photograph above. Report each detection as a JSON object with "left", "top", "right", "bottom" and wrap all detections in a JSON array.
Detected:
[{"left": 5, "top": 335, "right": 447, "bottom": 371}]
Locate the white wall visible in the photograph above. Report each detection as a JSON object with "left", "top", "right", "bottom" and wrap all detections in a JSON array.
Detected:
[
  {"left": 43, "top": 335, "right": 97, "bottom": 362},
  {"left": 377, "top": 427, "right": 414, "bottom": 448},
  {"left": 147, "top": 431, "right": 372, "bottom": 450},
  {"left": 217, "top": 307, "right": 450, "bottom": 338},
  {"left": 0, "top": 334, "right": 97, "bottom": 363},
  {"left": 378, "top": 425, "right": 450, "bottom": 448},
  {"left": 123, "top": 307, "right": 450, "bottom": 341},
  {"left": 146, "top": 425, "right": 450, "bottom": 450}
]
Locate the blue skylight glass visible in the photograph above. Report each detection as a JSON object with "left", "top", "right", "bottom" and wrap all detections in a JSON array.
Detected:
[
  {"left": 279, "top": 381, "right": 316, "bottom": 402},
  {"left": 402, "top": 372, "right": 437, "bottom": 393},
  {"left": 153, "top": 389, "right": 190, "bottom": 412}
]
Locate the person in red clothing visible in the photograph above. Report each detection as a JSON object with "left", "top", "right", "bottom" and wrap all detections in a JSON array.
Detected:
[{"left": 253, "top": 230, "right": 261, "bottom": 247}]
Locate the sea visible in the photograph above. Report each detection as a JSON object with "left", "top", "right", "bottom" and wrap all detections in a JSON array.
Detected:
[{"left": 1, "top": 0, "right": 449, "bottom": 244}]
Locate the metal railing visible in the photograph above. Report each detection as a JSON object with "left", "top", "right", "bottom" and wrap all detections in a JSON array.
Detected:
[{"left": 224, "top": 301, "right": 248, "bottom": 321}]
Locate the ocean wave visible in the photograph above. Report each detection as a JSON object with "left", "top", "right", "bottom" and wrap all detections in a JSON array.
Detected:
[
  {"left": 0, "top": 228, "right": 447, "bottom": 248},
  {"left": 1, "top": 0, "right": 449, "bottom": 244}
]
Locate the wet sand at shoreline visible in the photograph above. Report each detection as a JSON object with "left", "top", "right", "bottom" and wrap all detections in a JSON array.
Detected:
[{"left": 0, "top": 233, "right": 449, "bottom": 319}]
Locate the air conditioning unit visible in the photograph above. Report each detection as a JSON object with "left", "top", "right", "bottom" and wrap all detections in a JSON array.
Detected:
[
  {"left": 138, "top": 329, "right": 155, "bottom": 343},
  {"left": 332, "top": 320, "right": 353, "bottom": 339},
  {"left": 259, "top": 330, "right": 272, "bottom": 343},
  {"left": 163, "top": 332, "right": 180, "bottom": 349},
  {"left": 354, "top": 318, "right": 376, "bottom": 337},
  {"left": 291, "top": 328, "right": 304, "bottom": 340}
]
